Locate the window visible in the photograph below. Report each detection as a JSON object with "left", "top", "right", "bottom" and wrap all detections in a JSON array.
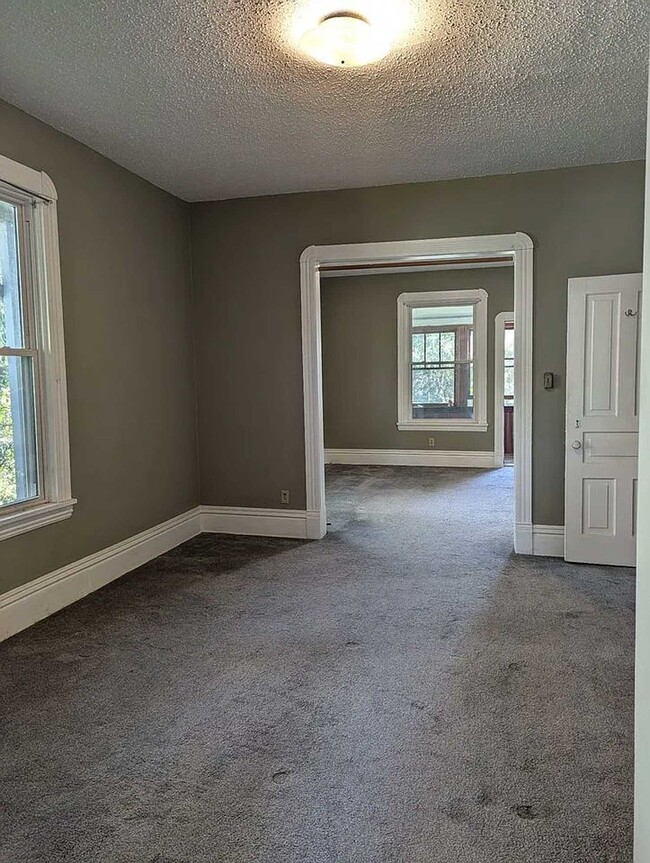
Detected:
[
  {"left": 0, "top": 154, "right": 73, "bottom": 541},
  {"left": 503, "top": 321, "right": 514, "bottom": 406},
  {"left": 397, "top": 289, "right": 488, "bottom": 431}
]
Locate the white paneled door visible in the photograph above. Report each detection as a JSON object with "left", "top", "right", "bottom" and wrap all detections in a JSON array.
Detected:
[{"left": 565, "top": 274, "right": 642, "bottom": 566}]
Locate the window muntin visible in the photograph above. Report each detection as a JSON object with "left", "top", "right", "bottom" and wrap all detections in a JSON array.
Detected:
[
  {"left": 0, "top": 191, "right": 41, "bottom": 510},
  {"left": 397, "top": 289, "right": 488, "bottom": 432}
]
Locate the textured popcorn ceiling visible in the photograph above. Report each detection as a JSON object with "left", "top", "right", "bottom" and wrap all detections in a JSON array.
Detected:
[{"left": 0, "top": 0, "right": 647, "bottom": 201}]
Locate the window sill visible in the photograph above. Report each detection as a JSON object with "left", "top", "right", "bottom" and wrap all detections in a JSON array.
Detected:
[
  {"left": 0, "top": 498, "right": 76, "bottom": 542},
  {"left": 397, "top": 421, "right": 489, "bottom": 433}
]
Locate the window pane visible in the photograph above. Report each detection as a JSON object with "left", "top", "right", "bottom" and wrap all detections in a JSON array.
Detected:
[
  {"left": 412, "top": 332, "right": 424, "bottom": 363},
  {"left": 440, "top": 331, "right": 455, "bottom": 361},
  {"left": 425, "top": 331, "right": 439, "bottom": 362},
  {"left": 504, "top": 327, "right": 514, "bottom": 360},
  {"left": 412, "top": 305, "right": 473, "bottom": 328},
  {"left": 413, "top": 367, "right": 454, "bottom": 405},
  {"left": 0, "top": 355, "right": 39, "bottom": 507},
  {"left": 504, "top": 364, "right": 515, "bottom": 400},
  {"left": 412, "top": 364, "right": 475, "bottom": 420},
  {"left": 0, "top": 200, "right": 24, "bottom": 349}
]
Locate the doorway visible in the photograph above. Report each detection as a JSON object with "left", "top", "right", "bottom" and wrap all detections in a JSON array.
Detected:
[{"left": 300, "top": 233, "right": 534, "bottom": 552}]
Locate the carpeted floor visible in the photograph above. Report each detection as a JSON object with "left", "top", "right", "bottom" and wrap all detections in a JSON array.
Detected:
[{"left": 0, "top": 466, "right": 635, "bottom": 863}]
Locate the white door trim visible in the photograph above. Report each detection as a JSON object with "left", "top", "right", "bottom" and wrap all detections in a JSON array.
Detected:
[
  {"left": 300, "top": 233, "right": 534, "bottom": 551},
  {"left": 494, "top": 311, "right": 515, "bottom": 468}
]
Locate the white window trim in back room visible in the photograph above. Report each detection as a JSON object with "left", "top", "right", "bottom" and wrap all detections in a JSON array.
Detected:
[
  {"left": 396, "top": 288, "right": 488, "bottom": 432},
  {"left": 0, "top": 153, "right": 74, "bottom": 541}
]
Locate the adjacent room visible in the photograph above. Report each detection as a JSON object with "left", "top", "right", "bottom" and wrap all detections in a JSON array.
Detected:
[
  {"left": 321, "top": 264, "right": 516, "bottom": 538},
  {"left": 0, "top": 2, "right": 649, "bottom": 862}
]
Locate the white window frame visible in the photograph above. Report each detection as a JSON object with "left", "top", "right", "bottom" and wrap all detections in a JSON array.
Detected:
[
  {"left": 396, "top": 288, "right": 489, "bottom": 432},
  {"left": 0, "top": 153, "right": 74, "bottom": 541}
]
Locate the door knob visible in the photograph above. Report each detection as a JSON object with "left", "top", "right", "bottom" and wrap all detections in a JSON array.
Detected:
[{"left": 571, "top": 440, "right": 582, "bottom": 450}]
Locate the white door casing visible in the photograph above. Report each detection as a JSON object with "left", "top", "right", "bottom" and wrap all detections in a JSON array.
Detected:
[
  {"left": 300, "top": 233, "right": 534, "bottom": 551},
  {"left": 565, "top": 273, "right": 642, "bottom": 566}
]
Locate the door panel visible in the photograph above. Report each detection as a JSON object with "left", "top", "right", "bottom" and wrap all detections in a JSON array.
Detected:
[
  {"left": 582, "top": 478, "right": 615, "bottom": 534},
  {"left": 565, "top": 273, "right": 642, "bottom": 566},
  {"left": 584, "top": 432, "right": 638, "bottom": 461},
  {"left": 584, "top": 292, "right": 620, "bottom": 416}
]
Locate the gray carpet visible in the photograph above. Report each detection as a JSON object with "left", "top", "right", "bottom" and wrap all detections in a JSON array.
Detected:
[{"left": 0, "top": 466, "right": 634, "bottom": 862}]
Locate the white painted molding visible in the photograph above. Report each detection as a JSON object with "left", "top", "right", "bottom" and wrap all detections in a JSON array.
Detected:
[
  {"left": 200, "top": 506, "right": 316, "bottom": 539},
  {"left": 325, "top": 448, "right": 498, "bottom": 468},
  {"left": 0, "top": 499, "right": 565, "bottom": 644},
  {"left": 0, "top": 498, "right": 75, "bottom": 542},
  {"left": 532, "top": 524, "right": 565, "bottom": 557},
  {"left": 514, "top": 522, "right": 533, "bottom": 554},
  {"left": 301, "top": 232, "right": 534, "bottom": 547},
  {"left": 0, "top": 153, "right": 57, "bottom": 201},
  {"left": 515, "top": 522, "right": 565, "bottom": 557},
  {"left": 325, "top": 260, "right": 512, "bottom": 278},
  {"left": 397, "top": 421, "right": 489, "bottom": 432},
  {"left": 0, "top": 508, "right": 201, "bottom": 642},
  {"left": 397, "top": 288, "right": 489, "bottom": 433}
]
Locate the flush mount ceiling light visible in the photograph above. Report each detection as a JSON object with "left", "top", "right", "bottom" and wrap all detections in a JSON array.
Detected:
[{"left": 299, "top": 11, "right": 392, "bottom": 67}]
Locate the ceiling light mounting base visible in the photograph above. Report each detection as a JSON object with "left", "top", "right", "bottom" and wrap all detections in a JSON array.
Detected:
[{"left": 298, "top": 8, "right": 391, "bottom": 68}]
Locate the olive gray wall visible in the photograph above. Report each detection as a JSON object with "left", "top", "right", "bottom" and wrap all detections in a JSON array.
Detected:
[
  {"left": 0, "top": 100, "right": 199, "bottom": 594},
  {"left": 322, "top": 268, "right": 514, "bottom": 452},
  {"left": 0, "top": 101, "right": 643, "bottom": 597},
  {"left": 191, "top": 161, "right": 645, "bottom": 525}
]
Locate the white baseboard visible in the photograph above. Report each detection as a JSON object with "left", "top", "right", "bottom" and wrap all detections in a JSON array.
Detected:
[
  {"left": 200, "top": 506, "right": 317, "bottom": 540},
  {"left": 516, "top": 522, "right": 565, "bottom": 557},
  {"left": 0, "top": 502, "right": 566, "bottom": 644},
  {"left": 532, "top": 524, "right": 565, "bottom": 557},
  {"left": 325, "top": 448, "right": 497, "bottom": 468},
  {"left": 0, "top": 508, "right": 201, "bottom": 642}
]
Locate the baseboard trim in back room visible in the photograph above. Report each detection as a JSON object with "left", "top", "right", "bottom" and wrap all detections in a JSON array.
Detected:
[
  {"left": 325, "top": 448, "right": 498, "bottom": 468},
  {"left": 0, "top": 508, "right": 202, "bottom": 642}
]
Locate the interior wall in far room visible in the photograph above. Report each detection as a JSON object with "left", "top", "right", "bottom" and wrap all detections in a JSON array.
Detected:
[{"left": 321, "top": 267, "right": 513, "bottom": 455}]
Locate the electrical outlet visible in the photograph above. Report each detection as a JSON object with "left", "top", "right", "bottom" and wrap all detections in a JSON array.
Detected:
[
  {"left": 281, "top": 490, "right": 290, "bottom": 505},
  {"left": 428, "top": 437, "right": 436, "bottom": 448}
]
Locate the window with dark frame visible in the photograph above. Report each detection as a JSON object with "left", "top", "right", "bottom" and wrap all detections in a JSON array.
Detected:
[{"left": 503, "top": 321, "right": 514, "bottom": 406}]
